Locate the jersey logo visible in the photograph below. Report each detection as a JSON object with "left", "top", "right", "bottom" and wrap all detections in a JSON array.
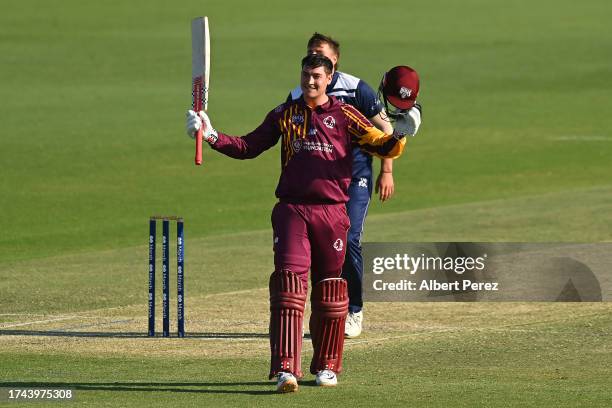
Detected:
[
  {"left": 292, "top": 114, "right": 304, "bottom": 125},
  {"left": 308, "top": 128, "right": 317, "bottom": 136},
  {"left": 358, "top": 178, "right": 368, "bottom": 188},
  {"left": 292, "top": 139, "right": 302, "bottom": 153},
  {"left": 399, "top": 87, "right": 412, "bottom": 99},
  {"left": 323, "top": 116, "right": 336, "bottom": 129}
]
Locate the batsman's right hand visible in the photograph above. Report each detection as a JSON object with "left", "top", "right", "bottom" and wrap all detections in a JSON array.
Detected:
[{"left": 186, "top": 110, "right": 218, "bottom": 144}]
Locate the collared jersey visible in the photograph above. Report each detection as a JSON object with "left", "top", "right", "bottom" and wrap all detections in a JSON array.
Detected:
[
  {"left": 288, "top": 71, "right": 383, "bottom": 179},
  {"left": 212, "top": 96, "right": 404, "bottom": 204}
]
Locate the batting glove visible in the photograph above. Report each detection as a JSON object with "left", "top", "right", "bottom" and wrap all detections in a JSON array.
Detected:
[
  {"left": 186, "top": 110, "right": 218, "bottom": 144},
  {"left": 392, "top": 104, "right": 422, "bottom": 138}
]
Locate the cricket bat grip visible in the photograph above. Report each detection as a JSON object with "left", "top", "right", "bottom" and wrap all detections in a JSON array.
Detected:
[{"left": 195, "top": 128, "right": 203, "bottom": 165}]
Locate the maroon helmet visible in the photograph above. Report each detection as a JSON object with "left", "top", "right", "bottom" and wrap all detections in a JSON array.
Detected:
[{"left": 379, "top": 66, "right": 420, "bottom": 112}]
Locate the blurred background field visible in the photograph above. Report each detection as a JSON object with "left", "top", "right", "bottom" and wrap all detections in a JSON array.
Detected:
[{"left": 1, "top": 0, "right": 610, "bottom": 262}]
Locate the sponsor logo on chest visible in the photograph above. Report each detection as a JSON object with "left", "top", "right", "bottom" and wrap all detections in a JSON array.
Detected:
[
  {"left": 292, "top": 114, "right": 304, "bottom": 125},
  {"left": 304, "top": 140, "right": 334, "bottom": 153},
  {"left": 292, "top": 138, "right": 334, "bottom": 154}
]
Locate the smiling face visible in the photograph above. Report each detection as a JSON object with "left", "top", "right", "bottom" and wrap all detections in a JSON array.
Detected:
[{"left": 300, "top": 65, "right": 332, "bottom": 106}]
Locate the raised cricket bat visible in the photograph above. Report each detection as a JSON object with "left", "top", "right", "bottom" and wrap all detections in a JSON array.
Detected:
[{"left": 192, "top": 16, "right": 210, "bottom": 166}]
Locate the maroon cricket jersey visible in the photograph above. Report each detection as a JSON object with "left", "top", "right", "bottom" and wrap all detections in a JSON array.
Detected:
[{"left": 212, "top": 96, "right": 405, "bottom": 204}]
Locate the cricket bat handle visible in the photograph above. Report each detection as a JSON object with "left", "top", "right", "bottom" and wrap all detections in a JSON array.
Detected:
[{"left": 195, "top": 128, "right": 203, "bottom": 165}]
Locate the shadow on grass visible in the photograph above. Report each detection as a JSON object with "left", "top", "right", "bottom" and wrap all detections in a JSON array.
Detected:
[
  {"left": 0, "top": 330, "right": 313, "bottom": 340},
  {"left": 0, "top": 381, "right": 279, "bottom": 396},
  {"left": 297, "top": 380, "right": 319, "bottom": 387},
  {"left": 0, "top": 330, "right": 273, "bottom": 339}
]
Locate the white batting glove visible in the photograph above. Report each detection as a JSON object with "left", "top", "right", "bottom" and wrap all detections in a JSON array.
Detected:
[
  {"left": 186, "top": 110, "right": 201, "bottom": 138},
  {"left": 392, "top": 105, "right": 422, "bottom": 138},
  {"left": 185, "top": 110, "right": 218, "bottom": 144}
]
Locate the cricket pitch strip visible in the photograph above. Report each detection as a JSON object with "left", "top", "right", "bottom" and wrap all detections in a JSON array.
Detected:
[{"left": 1, "top": 288, "right": 610, "bottom": 359}]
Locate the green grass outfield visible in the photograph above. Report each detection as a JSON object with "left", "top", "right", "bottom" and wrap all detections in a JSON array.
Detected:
[{"left": 1, "top": 0, "right": 611, "bottom": 406}]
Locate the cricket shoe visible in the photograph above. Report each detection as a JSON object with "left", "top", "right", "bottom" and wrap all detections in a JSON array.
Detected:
[
  {"left": 276, "top": 372, "right": 298, "bottom": 393},
  {"left": 315, "top": 369, "right": 338, "bottom": 387},
  {"left": 344, "top": 311, "right": 363, "bottom": 338}
]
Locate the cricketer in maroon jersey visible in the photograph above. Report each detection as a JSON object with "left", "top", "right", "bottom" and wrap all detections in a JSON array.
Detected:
[
  {"left": 211, "top": 94, "right": 404, "bottom": 204},
  {"left": 186, "top": 54, "right": 409, "bottom": 392}
]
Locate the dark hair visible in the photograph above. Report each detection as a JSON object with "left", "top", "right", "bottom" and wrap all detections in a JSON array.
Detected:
[
  {"left": 307, "top": 32, "right": 340, "bottom": 69},
  {"left": 301, "top": 54, "right": 333, "bottom": 75}
]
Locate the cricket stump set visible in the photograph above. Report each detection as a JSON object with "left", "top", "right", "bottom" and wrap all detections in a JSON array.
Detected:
[{"left": 148, "top": 216, "right": 185, "bottom": 337}]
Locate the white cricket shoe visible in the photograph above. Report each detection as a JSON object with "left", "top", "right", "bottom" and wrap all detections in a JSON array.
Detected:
[
  {"left": 344, "top": 311, "right": 363, "bottom": 338},
  {"left": 315, "top": 369, "right": 338, "bottom": 387},
  {"left": 276, "top": 372, "right": 298, "bottom": 393}
]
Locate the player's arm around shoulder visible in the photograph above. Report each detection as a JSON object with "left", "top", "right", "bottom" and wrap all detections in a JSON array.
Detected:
[
  {"left": 341, "top": 104, "right": 406, "bottom": 159},
  {"left": 350, "top": 77, "right": 406, "bottom": 158}
]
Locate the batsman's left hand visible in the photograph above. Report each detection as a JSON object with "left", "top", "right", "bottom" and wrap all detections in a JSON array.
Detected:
[{"left": 392, "top": 104, "right": 422, "bottom": 137}]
